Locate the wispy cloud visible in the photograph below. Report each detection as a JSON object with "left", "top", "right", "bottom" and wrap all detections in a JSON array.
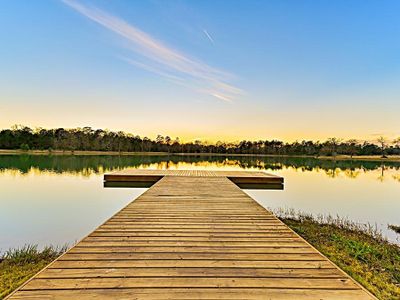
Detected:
[
  {"left": 62, "top": 0, "right": 242, "bottom": 102},
  {"left": 203, "top": 29, "right": 214, "bottom": 44}
]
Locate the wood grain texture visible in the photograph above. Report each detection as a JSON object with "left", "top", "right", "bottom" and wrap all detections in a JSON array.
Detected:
[{"left": 6, "top": 173, "right": 375, "bottom": 300}]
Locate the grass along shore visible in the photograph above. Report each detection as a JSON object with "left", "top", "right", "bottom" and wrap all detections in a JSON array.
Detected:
[
  {"left": 1, "top": 149, "right": 400, "bottom": 162},
  {"left": 1, "top": 213, "right": 399, "bottom": 299},
  {"left": 275, "top": 209, "right": 400, "bottom": 300},
  {"left": 0, "top": 245, "right": 66, "bottom": 299}
]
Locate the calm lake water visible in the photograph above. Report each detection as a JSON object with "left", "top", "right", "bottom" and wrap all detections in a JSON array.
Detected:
[{"left": 1, "top": 154, "right": 399, "bottom": 252}]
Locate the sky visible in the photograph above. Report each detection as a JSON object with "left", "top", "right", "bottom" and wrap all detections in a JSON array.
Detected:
[{"left": 1, "top": 0, "right": 399, "bottom": 142}]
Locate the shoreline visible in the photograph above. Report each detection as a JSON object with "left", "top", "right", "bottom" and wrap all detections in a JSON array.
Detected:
[
  {"left": 278, "top": 213, "right": 399, "bottom": 300},
  {"left": 1, "top": 149, "right": 400, "bottom": 162}
]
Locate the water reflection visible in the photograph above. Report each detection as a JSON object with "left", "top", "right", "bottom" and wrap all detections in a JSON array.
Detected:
[
  {"left": 0, "top": 154, "right": 399, "bottom": 251},
  {"left": 0, "top": 154, "right": 399, "bottom": 182}
]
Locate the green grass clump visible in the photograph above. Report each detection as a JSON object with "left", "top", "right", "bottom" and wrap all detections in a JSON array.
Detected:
[
  {"left": 275, "top": 208, "right": 400, "bottom": 300},
  {"left": 0, "top": 244, "right": 66, "bottom": 299}
]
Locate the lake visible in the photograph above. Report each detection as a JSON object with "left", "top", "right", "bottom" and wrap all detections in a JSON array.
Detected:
[{"left": 0, "top": 154, "right": 399, "bottom": 252}]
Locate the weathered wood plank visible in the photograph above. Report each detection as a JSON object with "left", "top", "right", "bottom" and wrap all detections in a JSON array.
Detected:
[
  {"left": 36, "top": 267, "right": 345, "bottom": 278},
  {"left": 77, "top": 240, "right": 307, "bottom": 247},
  {"left": 59, "top": 253, "right": 326, "bottom": 261},
  {"left": 49, "top": 259, "right": 336, "bottom": 269},
  {"left": 9, "top": 288, "right": 375, "bottom": 300},
  {"left": 67, "top": 247, "right": 318, "bottom": 254},
  {"left": 22, "top": 277, "right": 359, "bottom": 290}
]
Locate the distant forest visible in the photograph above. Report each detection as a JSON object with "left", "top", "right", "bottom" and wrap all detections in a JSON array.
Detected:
[{"left": 1, "top": 125, "right": 399, "bottom": 156}]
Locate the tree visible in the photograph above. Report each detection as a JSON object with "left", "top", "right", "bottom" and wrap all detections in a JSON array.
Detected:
[
  {"left": 346, "top": 139, "right": 358, "bottom": 158},
  {"left": 326, "top": 138, "right": 342, "bottom": 157},
  {"left": 393, "top": 137, "right": 400, "bottom": 148},
  {"left": 377, "top": 136, "right": 387, "bottom": 158},
  {"left": 156, "top": 135, "right": 164, "bottom": 144}
]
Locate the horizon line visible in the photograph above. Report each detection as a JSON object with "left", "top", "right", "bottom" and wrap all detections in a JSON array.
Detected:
[{"left": 2, "top": 124, "right": 399, "bottom": 145}]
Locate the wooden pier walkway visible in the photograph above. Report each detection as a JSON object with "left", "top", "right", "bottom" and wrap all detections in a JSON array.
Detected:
[{"left": 7, "top": 170, "right": 375, "bottom": 299}]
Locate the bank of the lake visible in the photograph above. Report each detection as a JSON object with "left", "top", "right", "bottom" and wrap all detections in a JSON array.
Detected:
[
  {"left": 1, "top": 215, "right": 399, "bottom": 300},
  {"left": 0, "top": 245, "right": 66, "bottom": 299},
  {"left": 1, "top": 149, "right": 400, "bottom": 162},
  {"left": 276, "top": 211, "right": 400, "bottom": 300}
]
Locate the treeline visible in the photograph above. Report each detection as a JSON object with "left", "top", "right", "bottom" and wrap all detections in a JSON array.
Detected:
[{"left": 1, "top": 125, "right": 400, "bottom": 156}]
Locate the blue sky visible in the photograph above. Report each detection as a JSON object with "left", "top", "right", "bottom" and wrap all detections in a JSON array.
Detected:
[{"left": 1, "top": 0, "right": 399, "bottom": 141}]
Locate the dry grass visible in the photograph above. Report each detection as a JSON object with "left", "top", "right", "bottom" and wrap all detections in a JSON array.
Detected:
[
  {"left": 0, "top": 245, "right": 67, "bottom": 299},
  {"left": 275, "top": 208, "right": 400, "bottom": 300}
]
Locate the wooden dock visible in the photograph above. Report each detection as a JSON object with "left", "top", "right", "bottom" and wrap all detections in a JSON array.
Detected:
[
  {"left": 103, "top": 169, "right": 284, "bottom": 189},
  {"left": 7, "top": 170, "right": 376, "bottom": 299}
]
